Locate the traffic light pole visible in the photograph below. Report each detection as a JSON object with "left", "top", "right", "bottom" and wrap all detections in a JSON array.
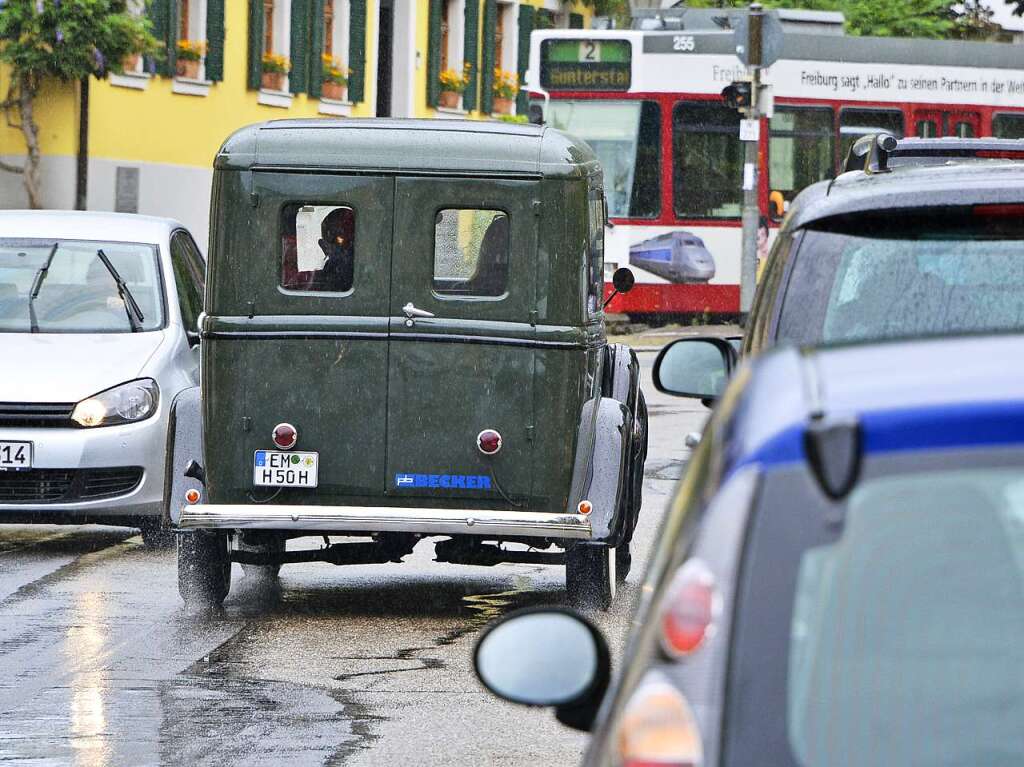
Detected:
[{"left": 739, "top": 4, "right": 763, "bottom": 319}]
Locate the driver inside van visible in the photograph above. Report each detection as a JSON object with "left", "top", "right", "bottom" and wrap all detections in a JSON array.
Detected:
[{"left": 317, "top": 207, "right": 355, "bottom": 291}]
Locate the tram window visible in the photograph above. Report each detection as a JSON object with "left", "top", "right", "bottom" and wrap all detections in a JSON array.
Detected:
[
  {"left": 673, "top": 102, "right": 743, "bottom": 219},
  {"left": 280, "top": 204, "right": 356, "bottom": 292},
  {"left": 839, "top": 108, "right": 904, "bottom": 160},
  {"left": 545, "top": 100, "right": 661, "bottom": 219},
  {"left": 769, "top": 107, "right": 834, "bottom": 216},
  {"left": 953, "top": 121, "right": 975, "bottom": 138},
  {"left": 433, "top": 208, "right": 509, "bottom": 297},
  {"left": 993, "top": 113, "right": 1024, "bottom": 139},
  {"left": 916, "top": 119, "right": 939, "bottom": 138}
]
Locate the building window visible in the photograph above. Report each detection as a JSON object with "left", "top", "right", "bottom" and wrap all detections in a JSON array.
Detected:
[
  {"left": 324, "top": 0, "right": 334, "bottom": 55},
  {"left": 174, "top": 0, "right": 208, "bottom": 79},
  {"left": 263, "top": 0, "right": 275, "bottom": 55},
  {"left": 441, "top": 1, "right": 450, "bottom": 72},
  {"left": 322, "top": 0, "right": 349, "bottom": 76},
  {"left": 497, "top": 2, "right": 516, "bottom": 70},
  {"left": 260, "top": 0, "right": 291, "bottom": 91},
  {"left": 433, "top": 208, "right": 509, "bottom": 297}
]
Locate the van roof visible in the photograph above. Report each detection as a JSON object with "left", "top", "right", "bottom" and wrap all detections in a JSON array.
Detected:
[{"left": 214, "top": 119, "right": 600, "bottom": 179}]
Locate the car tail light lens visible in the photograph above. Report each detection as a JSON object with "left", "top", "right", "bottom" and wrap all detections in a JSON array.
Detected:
[
  {"left": 272, "top": 423, "right": 297, "bottom": 450},
  {"left": 477, "top": 429, "right": 502, "bottom": 455},
  {"left": 660, "top": 559, "right": 721, "bottom": 659},
  {"left": 617, "top": 675, "right": 703, "bottom": 767}
]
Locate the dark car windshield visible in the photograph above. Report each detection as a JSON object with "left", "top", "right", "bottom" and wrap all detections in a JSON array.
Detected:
[
  {"left": 0, "top": 238, "right": 164, "bottom": 333},
  {"left": 725, "top": 462, "right": 1024, "bottom": 767},
  {"left": 776, "top": 211, "right": 1024, "bottom": 345}
]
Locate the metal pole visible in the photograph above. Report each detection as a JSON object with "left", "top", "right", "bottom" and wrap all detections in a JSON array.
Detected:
[
  {"left": 75, "top": 76, "right": 89, "bottom": 211},
  {"left": 739, "top": 4, "right": 763, "bottom": 319}
]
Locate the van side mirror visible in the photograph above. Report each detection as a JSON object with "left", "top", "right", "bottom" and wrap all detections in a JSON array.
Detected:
[
  {"left": 474, "top": 608, "right": 611, "bottom": 732},
  {"left": 528, "top": 103, "right": 544, "bottom": 125},
  {"left": 602, "top": 267, "right": 635, "bottom": 311},
  {"left": 653, "top": 337, "right": 738, "bottom": 401}
]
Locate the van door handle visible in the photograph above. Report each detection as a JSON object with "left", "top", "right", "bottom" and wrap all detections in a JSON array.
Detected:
[{"left": 402, "top": 302, "right": 435, "bottom": 320}]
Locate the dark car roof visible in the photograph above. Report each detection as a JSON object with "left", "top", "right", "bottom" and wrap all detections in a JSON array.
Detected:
[
  {"left": 214, "top": 118, "right": 600, "bottom": 179},
  {"left": 785, "top": 160, "right": 1024, "bottom": 230},
  {"left": 724, "top": 334, "right": 1024, "bottom": 479}
]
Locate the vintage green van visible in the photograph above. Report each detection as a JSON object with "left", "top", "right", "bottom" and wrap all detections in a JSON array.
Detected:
[{"left": 167, "top": 119, "right": 647, "bottom": 611}]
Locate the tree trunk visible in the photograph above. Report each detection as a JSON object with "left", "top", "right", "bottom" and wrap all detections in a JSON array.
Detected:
[{"left": 17, "top": 74, "right": 43, "bottom": 209}]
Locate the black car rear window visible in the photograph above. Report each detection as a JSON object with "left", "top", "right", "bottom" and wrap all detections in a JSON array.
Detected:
[
  {"left": 776, "top": 209, "right": 1024, "bottom": 345},
  {"left": 723, "top": 463, "right": 1024, "bottom": 767}
]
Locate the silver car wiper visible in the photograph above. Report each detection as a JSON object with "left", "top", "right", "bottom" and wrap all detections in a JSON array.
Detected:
[
  {"left": 27, "top": 242, "right": 59, "bottom": 333},
  {"left": 95, "top": 249, "right": 144, "bottom": 332}
]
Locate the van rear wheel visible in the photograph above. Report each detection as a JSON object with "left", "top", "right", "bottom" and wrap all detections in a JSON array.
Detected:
[
  {"left": 566, "top": 544, "right": 616, "bottom": 611},
  {"left": 177, "top": 531, "right": 231, "bottom": 609}
]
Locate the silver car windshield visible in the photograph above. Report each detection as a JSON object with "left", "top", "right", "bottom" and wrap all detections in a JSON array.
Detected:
[{"left": 0, "top": 238, "right": 164, "bottom": 333}]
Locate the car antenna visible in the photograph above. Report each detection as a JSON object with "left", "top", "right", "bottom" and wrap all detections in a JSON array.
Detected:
[{"left": 95, "top": 249, "right": 145, "bottom": 332}]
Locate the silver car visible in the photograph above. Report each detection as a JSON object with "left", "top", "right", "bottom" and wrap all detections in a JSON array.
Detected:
[{"left": 0, "top": 211, "right": 203, "bottom": 546}]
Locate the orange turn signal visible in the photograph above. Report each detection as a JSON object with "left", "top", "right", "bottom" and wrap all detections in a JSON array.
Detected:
[
  {"left": 185, "top": 488, "right": 201, "bottom": 504},
  {"left": 577, "top": 500, "right": 593, "bottom": 515}
]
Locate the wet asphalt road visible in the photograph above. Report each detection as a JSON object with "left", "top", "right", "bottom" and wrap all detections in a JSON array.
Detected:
[{"left": 0, "top": 353, "right": 707, "bottom": 766}]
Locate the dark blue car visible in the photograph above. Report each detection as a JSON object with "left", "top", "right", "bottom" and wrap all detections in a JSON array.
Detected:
[{"left": 473, "top": 333, "right": 1024, "bottom": 766}]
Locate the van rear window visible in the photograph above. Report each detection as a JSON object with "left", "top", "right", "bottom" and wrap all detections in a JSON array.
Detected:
[
  {"left": 281, "top": 204, "right": 355, "bottom": 292},
  {"left": 433, "top": 208, "right": 509, "bottom": 297}
]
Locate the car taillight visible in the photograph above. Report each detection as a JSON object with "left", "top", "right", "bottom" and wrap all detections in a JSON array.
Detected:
[
  {"left": 272, "top": 422, "right": 297, "bottom": 450},
  {"left": 659, "top": 559, "right": 720, "bottom": 659},
  {"left": 617, "top": 676, "right": 703, "bottom": 767}
]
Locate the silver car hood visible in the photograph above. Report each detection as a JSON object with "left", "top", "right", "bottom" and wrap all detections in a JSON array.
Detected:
[{"left": 0, "top": 331, "right": 167, "bottom": 403}]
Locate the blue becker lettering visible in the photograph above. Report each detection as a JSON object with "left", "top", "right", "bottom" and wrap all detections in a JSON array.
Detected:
[{"left": 394, "top": 473, "right": 492, "bottom": 490}]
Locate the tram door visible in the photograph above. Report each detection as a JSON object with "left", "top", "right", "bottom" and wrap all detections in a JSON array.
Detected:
[{"left": 914, "top": 109, "right": 981, "bottom": 138}]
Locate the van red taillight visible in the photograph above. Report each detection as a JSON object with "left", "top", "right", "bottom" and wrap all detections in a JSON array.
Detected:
[
  {"left": 660, "top": 559, "right": 720, "bottom": 659},
  {"left": 272, "top": 422, "right": 297, "bottom": 450},
  {"left": 617, "top": 676, "right": 703, "bottom": 767},
  {"left": 477, "top": 429, "right": 502, "bottom": 455},
  {"left": 972, "top": 203, "right": 1024, "bottom": 218}
]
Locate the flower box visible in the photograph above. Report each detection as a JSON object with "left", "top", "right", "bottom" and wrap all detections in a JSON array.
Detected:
[
  {"left": 176, "top": 59, "right": 200, "bottom": 79},
  {"left": 262, "top": 71, "right": 286, "bottom": 91},
  {"left": 439, "top": 90, "right": 461, "bottom": 109},
  {"left": 492, "top": 96, "right": 514, "bottom": 115},
  {"left": 322, "top": 81, "right": 347, "bottom": 101}
]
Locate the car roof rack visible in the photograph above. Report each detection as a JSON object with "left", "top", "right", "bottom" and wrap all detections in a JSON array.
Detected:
[{"left": 842, "top": 135, "right": 1024, "bottom": 174}]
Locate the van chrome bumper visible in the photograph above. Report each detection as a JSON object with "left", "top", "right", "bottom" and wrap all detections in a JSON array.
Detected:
[{"left": 178, "top": 503, "right": 593, "bottom": 539}]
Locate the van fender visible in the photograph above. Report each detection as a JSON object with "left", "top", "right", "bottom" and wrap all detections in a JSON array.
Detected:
[
  {"left": 162, "top": 386, "right": 204, "bottom": 528},
  {"left": 602, "top": 344, "right": 647, "bottom": 540},
  {"left": 566, "top": 396, "right": 631, "bottom": 546}
]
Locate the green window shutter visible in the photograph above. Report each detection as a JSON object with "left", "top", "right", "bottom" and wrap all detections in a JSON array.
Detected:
[
  {"left": 206, "top": 0, "right": 226, "bottom": 81},
  {"left": 426, "top": 0, "right": 442, "bottom": 107},
  {"left": 148, "top": 0, "right": 177, "bottom": 76},
  {"left": 247, "top": 0, "right": 265, "bottom": 89},
  {"left": 516, "top": 5, "right": 533, "bottom": 114},
  {"left": 462, "top": 1, "right": 480, "bottom": 112},
  {"left": 569, "top": 12, "right": 584, "bottom": 29},
  {"left": 479, "top": 0, "right": 496, "bottom": 114},
  {"left": 308, "top": 0, "right": 325, "bottom": 99},
  {"left": 290, "top": 0, "right": 310, "bottom": 94},
  {"left": 348, "top": 0, "right": 367, "bottom": 103}
]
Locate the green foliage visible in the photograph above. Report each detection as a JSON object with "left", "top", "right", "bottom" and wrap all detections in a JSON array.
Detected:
[
  {"left": 0, "top": 0, "right": 159, "bottom": 82},
  {"left": 684, "top": 0, "right": 954, "bottom": 38}
]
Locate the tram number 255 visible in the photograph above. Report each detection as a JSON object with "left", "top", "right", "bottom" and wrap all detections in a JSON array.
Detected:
[{"left": 673, "top": 35, "right": 696, "bottom": 52}]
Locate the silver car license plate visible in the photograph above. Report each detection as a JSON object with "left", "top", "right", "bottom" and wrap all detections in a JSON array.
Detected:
[
  {"left": 253, "top": 450, "right": 318, "bottom": 488},
  {"left": 0, "top": 441, "right": 32, "bottom": 471}
]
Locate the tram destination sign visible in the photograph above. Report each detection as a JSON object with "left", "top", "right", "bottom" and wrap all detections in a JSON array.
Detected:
[{"left": 540, "top": 39, "right": 631, "bottom": 91}]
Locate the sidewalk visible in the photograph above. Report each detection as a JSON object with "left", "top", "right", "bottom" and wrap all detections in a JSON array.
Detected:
[{"left": 606, "top": 323, "right": 743, "bottom": 351}]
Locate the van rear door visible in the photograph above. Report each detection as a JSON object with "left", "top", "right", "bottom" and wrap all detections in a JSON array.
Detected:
[{"left": 386, "top": 177, "right": 539, "bottom": 505}]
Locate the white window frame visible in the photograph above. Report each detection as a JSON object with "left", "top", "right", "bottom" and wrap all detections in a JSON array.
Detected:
[
  {"left": 497, "top": 1, "right": 516, "bottom": 72},
  {"left": 261, "top": 0, "right": 292, "bottom": 93},
  {"left": 447, "top": 0, "right": 465, "bottom": 74},
  {"left": 176, "top": 0, "right": 209, "bottom": 81},
  {"left": 328, "top": 0, "right": 351, "bottom": 71}
]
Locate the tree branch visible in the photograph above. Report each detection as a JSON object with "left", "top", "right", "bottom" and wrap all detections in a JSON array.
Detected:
[{"left": 0, "top": 159, "right": 26, "bottom": 174}]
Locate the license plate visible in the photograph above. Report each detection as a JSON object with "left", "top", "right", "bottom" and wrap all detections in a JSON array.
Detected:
[
  {"left": 253, "top": 450, "right": 318, "bottom": 488},
  {"left": 0, "top": 441, "right": 31, "bottom": 471}
]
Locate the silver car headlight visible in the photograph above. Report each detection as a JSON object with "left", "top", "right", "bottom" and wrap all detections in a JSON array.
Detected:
[{"left": 72, "top": 379, "right": 159, "bottom": 427}]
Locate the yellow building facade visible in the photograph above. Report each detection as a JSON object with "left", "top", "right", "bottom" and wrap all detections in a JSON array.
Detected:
[{"left": 0, "top": 0, "right": 591, "bottom": 245}]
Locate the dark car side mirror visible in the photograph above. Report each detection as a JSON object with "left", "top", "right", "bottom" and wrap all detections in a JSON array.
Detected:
[
  {"left": 653, "top": 337, "right": 738, "bottom": 402},
  {"left": 602, "top": 267, "right": 636, "bottom": 311},
  {"left": 473, "top": 607, "right": 611, "bottom": 732}
]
